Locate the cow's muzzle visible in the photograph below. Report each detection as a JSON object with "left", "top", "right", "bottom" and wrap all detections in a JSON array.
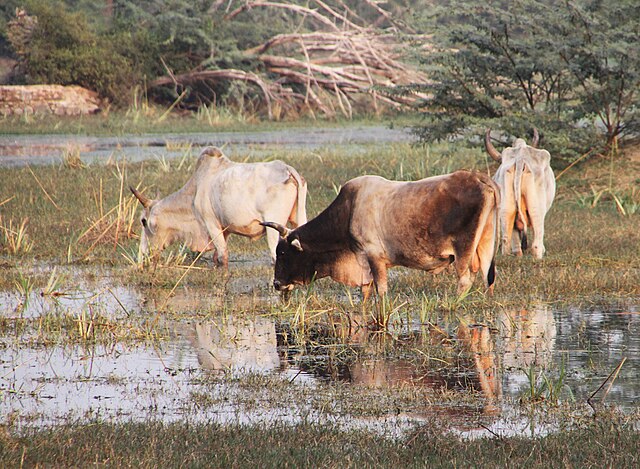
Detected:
[{"left": 273, "top": 280, "right": 293, "bottom": 292}]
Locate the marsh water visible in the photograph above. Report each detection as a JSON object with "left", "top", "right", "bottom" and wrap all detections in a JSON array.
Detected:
[
  {"left": 0, "top": 126, "right": 413, "bottom": 167},
  {"left": 1, "top": 128, "right": 639, "bottom": 438},
  {"left": 1, "top": 268, "right": 638, "bottom": 437}
]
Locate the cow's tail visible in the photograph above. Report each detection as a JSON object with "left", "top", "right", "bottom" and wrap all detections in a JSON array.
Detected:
[
  {"left": 474, "top": 176, "right": 500, "bottom": 293},
  {"left": 488, "top": 180, "right": 500, "bottom": 291},
  {"left": 287, "top": 166, "right": 308, "bottom": 226},
  {"left": 513, "top": 158, "right": 527, "bottom": 250}
]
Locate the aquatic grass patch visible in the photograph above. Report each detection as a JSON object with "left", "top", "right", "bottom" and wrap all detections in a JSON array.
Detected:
[
  {"left": 521, "top": 361, "right": 574, "bottom": 405},
  {"left": 4, "top": 307, "right": 168, "bottom": 346},
  {"left": 60, "top": 144, "right": 85, "bottom": 169}
]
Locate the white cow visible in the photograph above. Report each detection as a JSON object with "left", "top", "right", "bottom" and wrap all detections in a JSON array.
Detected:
[
  {"left": 131, "top": 146, "right": 307, "bottom": 267},
  {"left": 485, "top": 129, "right": 555, "bottom": 258}
]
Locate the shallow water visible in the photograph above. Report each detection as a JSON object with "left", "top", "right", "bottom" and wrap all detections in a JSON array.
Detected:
[
  {"left": 1, "top": 278, "right": 638, "bottom": 437},
  {"left": 0, "top": 126, "right": 415, "bottom": 167}
]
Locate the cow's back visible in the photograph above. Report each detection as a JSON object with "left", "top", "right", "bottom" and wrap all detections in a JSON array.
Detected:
[
  {"left": 349, "top": 171, "right": 496, "bottom": 269},
  {"left": 198, "top": 160, "right": 298, "bottom": 231}
]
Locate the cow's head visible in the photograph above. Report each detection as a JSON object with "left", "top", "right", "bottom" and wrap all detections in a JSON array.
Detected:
[
  {"left": 130, "top": 187, "right": 212, "bottom": 264},
  {"left": 484, "top": 128, "right": 540, "bottom": 162},
  {"left": 261, "top": 221, "right": 314, "bottom": 292},
  {"left": 130, "top": 187, "right": 167, "bottom": 262}
]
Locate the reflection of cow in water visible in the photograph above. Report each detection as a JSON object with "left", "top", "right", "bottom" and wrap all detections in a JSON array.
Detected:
[
  {"left": 497, "top": 305, "right": 556, "bottom": 370},
  {"left": 190, "top": 316, "right": 280, "bottom": 373},
  {"left": 457, "top": 323, "right": 502, "bottom": 405},
  {"left": 298, "top": 316, "right": 501, "bottom": 406}
]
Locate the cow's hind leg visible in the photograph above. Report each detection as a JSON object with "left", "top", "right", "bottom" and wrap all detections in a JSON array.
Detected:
[
  {"left": 476, "top": 222, "right": 497, "bottom": 295},
  {"left": 501, "top": 209, "right": 519, "bottom": 256},
  {"left": 528, "top": 210, "right": 546, "bottom": 259}
]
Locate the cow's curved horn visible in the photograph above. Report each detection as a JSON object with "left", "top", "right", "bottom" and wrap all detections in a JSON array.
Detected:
[
  {"left": 130, "top": 186, "right": 152, "bottom": 208},
  {"left": 484, "top": 129, "right": 502, "bottom": 162},
  {"left": 531, "top": 128, "right": 540, "bottom": 148},
  {"left": 261, "top": 221, "right": 291, "bottom": 238}
]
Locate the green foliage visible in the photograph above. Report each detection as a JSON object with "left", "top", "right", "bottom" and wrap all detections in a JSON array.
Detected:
[
  {"left": 557, "top": 1, "right": 640, "bottom": 145},
  {"left": 408, "top": 0, "right": 640, "bottom": 161},
  {"left": 0, "top": 0, "right": 22, "bottom": 56},
  {"left": 7, "top": 1, "right": 138, "bottom": 104}
]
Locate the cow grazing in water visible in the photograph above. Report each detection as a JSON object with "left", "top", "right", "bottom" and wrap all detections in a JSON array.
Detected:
[
  {"left": 262, "top": 170, "right": 499, "bottom": 297},
  {"left": 484, "top": 129, "right": 555, "bottom": 259},
  {"left": 131, "top": 146, "right": 307, "bottom": 267}
]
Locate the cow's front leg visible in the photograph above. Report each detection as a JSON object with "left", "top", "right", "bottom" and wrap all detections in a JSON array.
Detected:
[
  {"left": 455, "top": 269, "right": 474, "bottom": 296},
  {"left": 367, "top": 257, "right": 388, "bottom": 296},
  {"left": 264, "top": 223, "right": 280, "bottom": 264},
  {"left": 207, "top": 226, "right": 229, "bottom": 269},
  {"left": 454, "top": 254, "right": 475, "bottom": 296},
  {"left": 360, "top": 281, "right": 375, "bottom": 302}
]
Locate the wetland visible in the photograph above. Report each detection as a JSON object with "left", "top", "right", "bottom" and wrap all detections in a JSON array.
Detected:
[{"left": 1, "top": 123, "right": 639, "bottom": 466}]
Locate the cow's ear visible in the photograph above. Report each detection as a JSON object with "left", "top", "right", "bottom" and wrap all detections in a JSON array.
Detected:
[{"left": 290, "top": 238, "right": 303, "bottom": 252}]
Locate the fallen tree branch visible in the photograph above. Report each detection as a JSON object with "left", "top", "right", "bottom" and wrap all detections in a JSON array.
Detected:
[{"left": 150, "top": 69, "right": 274, "bottom": 119}]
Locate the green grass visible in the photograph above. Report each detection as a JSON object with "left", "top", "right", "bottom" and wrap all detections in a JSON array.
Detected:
[{"left": 1, "top": 417, "right": 638, "bottom": 468}]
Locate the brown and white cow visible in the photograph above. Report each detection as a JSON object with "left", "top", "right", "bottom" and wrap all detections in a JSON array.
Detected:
[
  {"left": 485, "top": 129, "right": 555, "bottom": 259},
  {"left": 131, "top": 146, "right": 307, "bottom": 267},
  {"left": 262, "top": 170, "right": 499, "bottom": 297}
]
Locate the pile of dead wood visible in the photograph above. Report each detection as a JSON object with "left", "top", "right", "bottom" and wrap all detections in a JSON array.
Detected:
[{"left": 150, "top": 1, "right": 428, "bottom": 119}]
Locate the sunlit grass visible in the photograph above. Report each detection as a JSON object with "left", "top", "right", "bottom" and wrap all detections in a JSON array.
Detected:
[
  {"left": 61, "top": 144, "right": 85, "bottom": 169},
  {"left": 0, "top": 217, "right": 34, "bottom": 255}
]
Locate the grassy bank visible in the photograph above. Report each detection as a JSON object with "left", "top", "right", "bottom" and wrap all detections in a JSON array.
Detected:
[
  {"left": 0, "top": 141, "right": 638, "bottom": 306},
  {"left": 1, "top": 417, "right": 638, "bottom": 468},
  {"left": 0, "top": 110, "right": 418, "bottom": 136}
]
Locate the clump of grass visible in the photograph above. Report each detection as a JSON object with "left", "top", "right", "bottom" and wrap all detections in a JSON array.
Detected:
[
  {"left": 0, "top": 217, "right": 34, "bottom": 255},
  {"left": 521, "top": 361, "right": 574, "bottom": 405},
  {"left": 41, "top": 267, "right": 67, "bottom": 298},
  {"left": 195, "top": 103, "right": 251, "bottom": 127},
  {"left": 25, "top": 306, "right": 166, "bottom": 346},
  {"left": 76, "top": 159, "right": 139, "bottom": 260},
  {"left": 61, "top": 144, "right": 85, "bottom": 169},
  {"left": 575, "top": 186, "right": 640, "bottom": 216},
  {"left": 14, "top": 271, "right": 35, "bottom": 312}
]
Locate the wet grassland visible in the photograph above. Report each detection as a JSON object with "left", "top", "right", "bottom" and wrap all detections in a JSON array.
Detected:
[{"left": 1, "top": 140, "right": 639, "bottom": 467}]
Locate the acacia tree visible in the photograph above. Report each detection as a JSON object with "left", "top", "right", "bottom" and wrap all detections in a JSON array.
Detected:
[
  {"left": 557, "top": 1, "right": 640, "bottom": 147},
  {"left": 409, "top": 0, "right": 640, "bottom": 158}
]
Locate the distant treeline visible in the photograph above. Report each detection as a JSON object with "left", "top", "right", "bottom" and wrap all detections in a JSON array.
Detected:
[{"left": 1, "top": 1, "right": 638, "bottom": 158}]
